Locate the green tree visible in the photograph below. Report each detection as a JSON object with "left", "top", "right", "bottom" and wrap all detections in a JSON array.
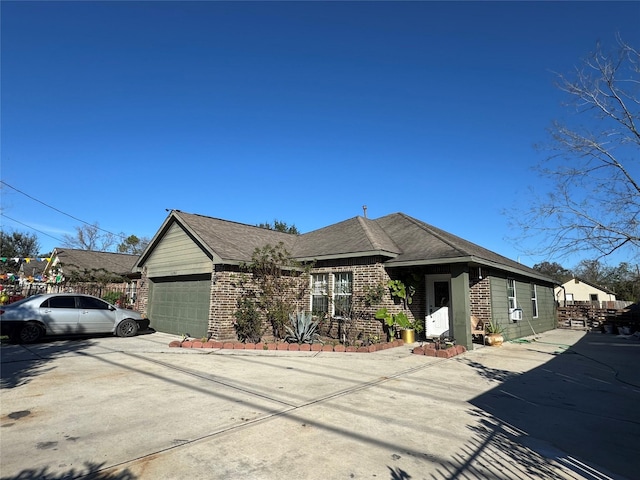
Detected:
[
  {"left": 532, "top": 261, "right": 573, "bottom": 284},
  {"left": 0, "top": 231, "right": 41, "bottom": 275},
  {"left": 256, "top": 220, "right": 300, "bottom": 235},
  {"left": 0, "top": 231, "right": 40, "bottom": 258},
  {"left": 117, "top": 235, "right": 149, "bottom": 255}
]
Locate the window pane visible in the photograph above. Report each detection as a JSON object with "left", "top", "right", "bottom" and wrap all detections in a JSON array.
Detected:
[
  {"left": 312, "top": 274, "right": 328, "bottom": 313},
  {"left": 47, "top": 296, "right": 76, "bottom": 308},
  {"left": 334, "top": 272, "right": 352, "bottom": 316}
]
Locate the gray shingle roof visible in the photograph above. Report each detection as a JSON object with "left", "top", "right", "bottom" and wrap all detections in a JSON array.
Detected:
[
  {"left": 292, "top": 216, "right": 401, "bottom": 260},
  {"left": 49, "top": 248, "right": 138, "bottom": 276},
  {"left": 143, "top": 210, "right": 549, "bottom": 281},
  {"left": 173, "top": 211, "right": 297, "bottom": 263}
]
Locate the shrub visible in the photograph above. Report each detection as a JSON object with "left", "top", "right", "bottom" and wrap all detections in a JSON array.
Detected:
[{"left": 234, "top": 298, "right": 263, "bottom": 343}]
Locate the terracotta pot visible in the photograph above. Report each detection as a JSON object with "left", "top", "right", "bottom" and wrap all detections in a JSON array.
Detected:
[{"left": 485, "top": 333, "right": 504, "bottom": 347}]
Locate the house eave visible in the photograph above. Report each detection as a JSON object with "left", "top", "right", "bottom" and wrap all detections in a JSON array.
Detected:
[
  {"left": 386, "top": 256, "right": 555, "bottom": 284},
  {"left": 294, "top": 250, "right": 398, "bottom": 263}
]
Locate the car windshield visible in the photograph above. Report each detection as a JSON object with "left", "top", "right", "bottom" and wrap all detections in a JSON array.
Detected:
[{"left": 4, "top": 295, "right": 42, "bottom": 307}]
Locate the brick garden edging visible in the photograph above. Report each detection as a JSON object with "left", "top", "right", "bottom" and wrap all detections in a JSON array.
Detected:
[
  {"left": 411, "top": 343, "right": 467, "bottom": 358},
  {"left": 169, "top": 339, "right": 405, "bottom": 352},
  {"left": 169, "top": 339, "right": 466, "bottom": 357}
]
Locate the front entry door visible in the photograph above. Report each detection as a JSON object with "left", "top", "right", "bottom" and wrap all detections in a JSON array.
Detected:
[{"left": 425, "top": 274, "right": 451, "bottom": 337}]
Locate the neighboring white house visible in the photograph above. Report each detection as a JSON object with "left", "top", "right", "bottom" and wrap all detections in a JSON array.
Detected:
[{"left": 555, "top": 277, "right": 616, "bottom": 306}]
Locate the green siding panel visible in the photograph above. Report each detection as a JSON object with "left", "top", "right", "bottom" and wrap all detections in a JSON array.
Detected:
[
  {"left": 148, "top": 277, "right": 211, "bottom": 337},
  {"left": 490, "top": 275, "right": 556, "bottom": 341}
]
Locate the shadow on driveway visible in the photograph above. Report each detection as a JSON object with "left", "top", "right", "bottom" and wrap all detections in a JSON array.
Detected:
[
  {"left": 0, "top": 461, "right": 137, "bottom": 480},
  {"left": 467, "top": 332, "right": 640, "bottom": 480}
]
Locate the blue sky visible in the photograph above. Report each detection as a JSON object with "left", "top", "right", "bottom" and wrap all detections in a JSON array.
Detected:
[{"left": 1, "top": 1, "right": 638, "bottom": 268}]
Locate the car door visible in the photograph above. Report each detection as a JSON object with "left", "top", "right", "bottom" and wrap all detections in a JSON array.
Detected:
[
  {"left": 40, "top": 296, "right": 79, "bottom": 334},
  {"left": 77, "top": 296, "right": 117, "bottom": 333}
]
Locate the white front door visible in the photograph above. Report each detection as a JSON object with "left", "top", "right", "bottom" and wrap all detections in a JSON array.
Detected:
[{"left": 425, "top": 274, "right": 451, "bottom": 337}]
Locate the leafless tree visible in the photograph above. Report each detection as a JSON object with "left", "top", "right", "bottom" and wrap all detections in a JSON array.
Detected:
[
  {"left": 516, "top": 36, "right": 639, "bottom": 261},
  {"left": 62, "top": 223, "right": 116, "bottom": 251}
]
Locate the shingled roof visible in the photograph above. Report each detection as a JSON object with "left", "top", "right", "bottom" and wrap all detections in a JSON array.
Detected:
[
  {"left": 139, "top": 210, "right": 550, "bottom": 281},
  {"left": 47, "top": 248, "right": 139, "bottom": 277}
]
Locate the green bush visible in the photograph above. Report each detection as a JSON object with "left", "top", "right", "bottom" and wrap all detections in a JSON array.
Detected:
[{"left": 234, "top": 298, "right": 263, "bottom": 343}]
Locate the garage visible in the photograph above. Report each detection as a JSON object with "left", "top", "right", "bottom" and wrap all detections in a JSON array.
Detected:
[{"left": 148, "top": 274, "right": 211, "bottom": 338}]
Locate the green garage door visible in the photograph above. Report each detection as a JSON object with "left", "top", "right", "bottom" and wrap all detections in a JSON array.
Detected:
[{"left": 148, "top": 275, "right": 211, "bottom": 338}]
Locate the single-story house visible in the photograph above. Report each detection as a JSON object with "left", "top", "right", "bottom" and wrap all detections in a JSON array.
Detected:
[
  {"left": 555, "top": 277, "right": 617, "bottom": 307},
  {"left": 44, "top": 248, "right": 140, "bottom": 305},
  {"left": 133, "top": 210, "right": 556, "bottom": 349}
]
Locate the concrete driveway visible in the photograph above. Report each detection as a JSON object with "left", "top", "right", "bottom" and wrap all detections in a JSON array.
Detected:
[{"left": 1, "top": 329, "right": 638, "bottom": 480}]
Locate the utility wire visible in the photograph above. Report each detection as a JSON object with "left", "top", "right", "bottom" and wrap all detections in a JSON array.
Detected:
[
  {"left": 0, "top": 213, "right": 65, "bottom": 244},
  {"left": 0, "top": 180, "right": 124, "bottom": 239}
]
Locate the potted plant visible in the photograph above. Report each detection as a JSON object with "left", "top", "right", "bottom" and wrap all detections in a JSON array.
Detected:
[
  {"left": 485, "top": 321, "right": 504, "bottom": 346},
  {"left": 374, "top": 309, "right": 422, "bottom": 343}
]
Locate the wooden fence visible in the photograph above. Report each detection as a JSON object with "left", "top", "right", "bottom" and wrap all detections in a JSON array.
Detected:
[{"left": 558, "top": 303, "right": 639, "bottom": 332}]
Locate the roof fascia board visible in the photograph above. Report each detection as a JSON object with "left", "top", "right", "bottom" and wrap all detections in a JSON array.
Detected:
[
  {"left": 387, "top": 256, "right": 555, "bottom": 283},
  {"left": 294, "top": 250, "right": 398, "bottom": 262}
]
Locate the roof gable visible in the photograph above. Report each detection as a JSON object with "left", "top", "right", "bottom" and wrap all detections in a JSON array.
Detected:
[{"left": 138, "top": 211, "right": 298, "bottom": 266}]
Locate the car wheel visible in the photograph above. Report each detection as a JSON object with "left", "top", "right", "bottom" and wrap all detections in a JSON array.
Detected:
[
  {"left": 116, "top": 319, "right": 138, "bottom": 338},
  {"left": 14, "top": 323, "right": 44, "bottom": 344}
]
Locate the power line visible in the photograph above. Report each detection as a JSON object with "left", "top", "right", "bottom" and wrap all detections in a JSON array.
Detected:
[
  {"left": 0, "top": 213, "right": 65, "bottom": 245},
  {"left": 0, "top": 180, "right": 124, "bottom": 239}
]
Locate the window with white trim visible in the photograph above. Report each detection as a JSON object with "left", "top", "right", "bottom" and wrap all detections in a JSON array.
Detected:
[
  {"left": 311, "top": 273, "right": 328, "bottom": 314},
  {"left": 507, "top": 278, "right": 517, "bottom": 310},
  {"left": 333, "top": 272, "right": 353, "bottom": 316},
  {"left": 530, "top": 283, "right": 538, "bottom": 318}
]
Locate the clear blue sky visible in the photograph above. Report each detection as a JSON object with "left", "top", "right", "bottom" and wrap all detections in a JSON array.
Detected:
[{"left": 2, "top": 1, "right": 638, "bottom": 268}]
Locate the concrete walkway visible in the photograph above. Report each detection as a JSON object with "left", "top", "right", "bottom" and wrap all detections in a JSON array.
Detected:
[{"left": 1, "top": 329, "right": 638, "bottom": 479}]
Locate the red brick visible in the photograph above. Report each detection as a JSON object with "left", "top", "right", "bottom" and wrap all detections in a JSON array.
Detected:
[
  {"left": 169, "top": 341, "right": 181, "bottom": 348},
  {"left": 181, "top": 341, "right": 192, "bottom": 348},
  {"left": 244, "top": 343, "right": 256, "bottom": 350},
  {"left": 425, "top": 342, "right": 436, "bottom": 349},
  {"left": 203, "top": 341, "right": 216, "bottom": 349},
  {"left": 255, "top": 343, "right": 264, "bottom": 350},
  {"left": 210, "top": 341, "right": 223, "bottom": 349},
  {"left": 311, "top": 344, "right": 323, "bottom": 351},
  {"left": 334, "top": 345, "right": 346, "bottom": 352},
  {"left": 425, "top": 348, "right": 437, "bottom": 357},
  {"left": 357, "top": 346, "right": 368, "bottom": 353},
  {"left": 192, "top": 341, "right": 203, "bottom": 348},
  {"left": 223, "top": 342, "right": 235, "bottom": 349},
  {"left": 367, "top": 345, "right": 376, "bottom": 353},
  {"left": 267, "top": 343, "right": 277, "bottom": 350},
  {"left": 277, "top": 343, "right": 289, "bottom": 351},
  {"left": 413, "top": 347, "right": 425, "bottom": 355},
  {"left": 288, "top": 344, "right": 300, "bottom": 351},
  {"left": 322, "top": 345, "right": 334, "bottom": 352},
  {"left": 299, "top": 344, "right": 311, "bottom": 351},
  {"left": 455, "top": 345, "right": 466, "bottom": 355},
  {"left": 233, "top": 343, "right": 245, "bottom": 349}
]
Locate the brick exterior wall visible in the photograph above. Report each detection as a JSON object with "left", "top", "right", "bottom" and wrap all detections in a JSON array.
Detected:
[
  {"left": 309, "top": 258, "right": 391, "bottom": 341},
  {"left": 470, "top": 276, "right": 492, "bottom": 324},
  {"left": 134, "top": 267, "right": 149, "bottom": 316},
  {"left": 208, "top": 266, "right": 243, "bottom": 340}
]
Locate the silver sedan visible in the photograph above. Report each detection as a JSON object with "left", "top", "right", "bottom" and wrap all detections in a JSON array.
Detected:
[{"left": 0, "top": 293, "right": 150, "bottom": 343}]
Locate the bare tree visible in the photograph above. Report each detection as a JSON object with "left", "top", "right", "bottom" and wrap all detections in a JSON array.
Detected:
[
  {"left": 516, "top": 36, "right": 639, "bottom": 260},
  {"left": 62, "top": 223, "right": 116, "bottom": 251}
]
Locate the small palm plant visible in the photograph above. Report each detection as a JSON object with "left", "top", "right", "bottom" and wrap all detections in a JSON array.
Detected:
[{"left": 284, "top": 312, "right": 321, "bottom": 344}]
